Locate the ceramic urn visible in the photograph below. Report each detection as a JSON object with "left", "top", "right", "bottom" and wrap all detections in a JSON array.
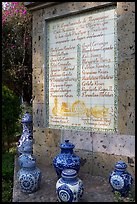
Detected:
[
  {"left": 56, "top": 169, "right": 84, "bottom": 202},
  {"left": 17, "top": 157, "right": 41, "bottom": 193},
  {"left": 109, "top": 161, "right": 133, "bottom": 197},
  {"left": 53, "top": 140, "right": 81, "bottom": 178}
]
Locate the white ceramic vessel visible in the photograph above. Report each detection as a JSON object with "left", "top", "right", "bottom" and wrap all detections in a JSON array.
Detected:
[{"left": 56, "top": 169, "right": 84, "bottom": 202}]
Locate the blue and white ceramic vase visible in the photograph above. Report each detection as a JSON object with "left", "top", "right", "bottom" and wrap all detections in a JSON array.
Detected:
[
  {"left": 53, "top": 140, "right": 81, "bottom": 178},
  {"left": 109, "top": 161, "right": 133, "bottom": 197},
  {"left": 18, "top": 145, "right": 36, "bottom": 168},
  {"left": 56, "top": 169, "right": 84, "bottom": 202},
  {"left": 17, "top": 158, "right": 41, "bottom": 193},
  {"left": 17, "top": 112, "right": 33, "bottom": 155}
]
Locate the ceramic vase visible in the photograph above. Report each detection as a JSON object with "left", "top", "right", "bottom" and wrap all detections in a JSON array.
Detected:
[
  {"left": 17, "top": 158, "right": 41, "bottom": 193},
  {"left": 109, "top": 161, "right": 133, "bottom": 197},
  {"left": 18, "top": 145, "right": 36, "bottom": 168},
  {"left": 53, "top": 140, "right": 81, "bottom": 178},
  {"left": 17, "top": 112, "right": 33, "bottom": 155},
  {"left": 56, "top": 169, "right": 84, "bottom": 202}
]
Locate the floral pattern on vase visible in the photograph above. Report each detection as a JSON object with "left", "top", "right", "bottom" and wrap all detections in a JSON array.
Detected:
[
  {"left": 18, "top": 151, "right": 36, "bottom": 168},
  {"left": 17, "top": 112, "right": 33, "bottom": 155},
  {"left": 17, "top": 158, "right": 41, "bottom": 193},
  {"left": 53, "top": 140, "right": 81, "bottom": 178},
  {"left": 109, "top": 161, "right": 133, "bottom": 197},
  {"left": 56, "top": 169, "right": 84, "bottom": 202}
]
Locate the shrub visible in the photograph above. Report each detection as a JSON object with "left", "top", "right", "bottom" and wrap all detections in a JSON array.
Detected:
[
  {"left": 2, "top": 149, "right": 16, "bottom": 202},
  {"left": 2, "top": 85, "right": 22, "bottom": 152},
  {"left": 2, "top": 152, "right": 14, "bottom": 180},
  {"left": 2, "top": 179, "right": 13, "bottom": 202}
]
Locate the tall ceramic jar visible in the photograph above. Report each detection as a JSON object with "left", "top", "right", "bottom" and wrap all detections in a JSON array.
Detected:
[
  {"left": 17, "top": 157, "right": 41, "bottom": 193},
  {"left": 17, "top": 112, "right": 33, "bottom": 155},
  {"left": 56, "top": 169, "right": 84, "bottom": 202},
  {"left": 53, "top": 140, "right": 81, "bottom": 178},
  {"left": 109, "top": 161, "right": 133, "bottom": 197}
]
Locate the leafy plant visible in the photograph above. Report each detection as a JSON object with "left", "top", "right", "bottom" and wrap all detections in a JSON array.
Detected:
[
  {"left": 114, "top": 191, "right": 135, "bottom": 202},
  {"left": 2, "top": 179, "right": 13, "bottom": 202},
  {"left": 2, "top": 85, "right": 22, "bottom": 152},
  {"left": 2, "top": 152, "right": 14, "bottom": 180},
  {"left": 2, "top": 148, "right": 17, "bottom": 202}
]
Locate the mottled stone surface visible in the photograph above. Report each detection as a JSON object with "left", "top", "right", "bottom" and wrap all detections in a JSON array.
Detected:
[
  {"left": 61, "top": 129, "right": 93, "bottom": 151},
  {"left": 62, "top": 131, "right": 135, "bottom": 157},
  {"left": 92, "top": 152, "right": 135, "bottom": 178},
  {"left": 28, "top": 2, "right": 135, "bottom": 178},
  {"left": 33, "top": 127, "right": 61, "bottom": 166}
]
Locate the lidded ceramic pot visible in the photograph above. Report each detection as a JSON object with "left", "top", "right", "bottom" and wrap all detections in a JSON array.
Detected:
[
  {"left": 53, "top": 140, "right": 81, "bottom": 178},
  {"left": 17, "top": 157, "right": 41, "bottom": 193},
  {"left": 56, "top": 169, "right": 84, "bottom": 202},
  {"left": 109, "top": 161, "right": 133, "bottom": 197},
  {"left": 18, "top": 144, "right": 36, "bottom": 168},
  {"left": 17, "top": 112, "right": 33, "bottom": 155}
]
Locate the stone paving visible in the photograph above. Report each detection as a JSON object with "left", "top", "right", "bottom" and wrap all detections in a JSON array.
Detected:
[{"left": 12, "top": 155, "right": 116, "bottom": 202}]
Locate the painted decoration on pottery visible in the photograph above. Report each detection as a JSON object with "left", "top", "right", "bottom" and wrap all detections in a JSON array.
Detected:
[
  {"left": 109, "top": 161, "right": 133, "bottom": 197},
  {"left": 17, "top": 158, "right": 41, "bottom": 193},
  {"left": 17, "top": 112, "right": 33, "bottom": 155},
  {"left": 53, "top": 140, "right": 81, "bottom": 178},
  {"left": 56, "top": 169, "right": 84, "bottom": 202}
]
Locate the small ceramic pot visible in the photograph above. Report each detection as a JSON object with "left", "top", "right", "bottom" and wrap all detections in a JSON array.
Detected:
[
  {"left": 18, "top": 148, "right": 36, "bottom": 168},
  {"left": 53, "top": 140, "right": 81, "bottom": 178},
  {"left": 17, "top": 158, "right": 41, "bottom": 193},
  {"left": 56, "top": 169, "right": 84, "bottom": 202},
  {"left": 109, "top": 161, "right": 133, "bottom": 197}
]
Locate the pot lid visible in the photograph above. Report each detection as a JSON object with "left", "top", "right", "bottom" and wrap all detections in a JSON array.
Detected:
[
  {"left": 115, "top": 161, "right": 127, "bottom": 169},
  {"left": 60, "top": 140, "right": 75, "bottom": 149},
  {"left": 22, "top": 112, "right": 32, "bottom": 123},
  {"left": 61, "top": 169, "right": 77, "bottom": 179}
]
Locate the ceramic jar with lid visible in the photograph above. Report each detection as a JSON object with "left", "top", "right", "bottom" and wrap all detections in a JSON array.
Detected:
[
  {"left": 17, "top": 112, "right": 33, "bottom": 155},
  {"left": 53, "top": 140, "right": 81, "bottom": 178},
  {"left": 109, "top": 161, "right": 133, "bottom": 197},
  {"left": 18, "top": 145, "right": 36, "bottom": 168},
  {"left": 56, "top": 169, "right": 84, "bottom": 202},
  {"left": 17, "top": 157, "right": 41, "bottom": 193}
]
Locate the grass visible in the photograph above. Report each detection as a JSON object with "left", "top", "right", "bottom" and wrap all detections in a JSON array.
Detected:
[
  {"left": 2, "top": 147, "right": 16, "bottom": 202},
  {"left": 114, "top": 191, "right": 135, "bottom": 202}
]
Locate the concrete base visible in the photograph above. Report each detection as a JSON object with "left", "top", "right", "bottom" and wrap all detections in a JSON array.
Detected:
[{"left": 12, "top": 156, "right": 116, "bottom": 202}]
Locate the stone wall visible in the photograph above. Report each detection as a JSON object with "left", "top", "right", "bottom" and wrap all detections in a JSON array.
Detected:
[{"left": 29, "top": 2, "right": 135, "bottom": 179}]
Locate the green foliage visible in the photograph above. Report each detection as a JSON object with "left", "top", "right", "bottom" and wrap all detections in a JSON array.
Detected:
[
  {"left": 2, "top": 152, "right": 14, "bottom": 180},
  {"left": 2, "top": 85, "right": 22, "bottom": 151},
  {"left": 114, "top": 191, "right": 124, "bottom": 202},
  {"left": 2, "top": 151, "right": 15, "bottom": 202},
  {"left": 9, "top": 146, "right": 17, "bottom": 154},
  {"left": 114, "top": 191, "right": 135, "bottom": 202},
  {"left": 2, "top": 179, "right": 13, "bottom": 202}
]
